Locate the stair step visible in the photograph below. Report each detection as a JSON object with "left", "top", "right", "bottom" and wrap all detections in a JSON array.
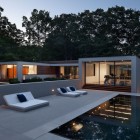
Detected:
[{"left": 83, "top": 84, "right": 131, "bottom": 92}]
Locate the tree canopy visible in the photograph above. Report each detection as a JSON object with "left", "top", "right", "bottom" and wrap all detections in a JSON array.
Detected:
[{"left": 0, "top": 6, "right": 140, "bottom": 61}]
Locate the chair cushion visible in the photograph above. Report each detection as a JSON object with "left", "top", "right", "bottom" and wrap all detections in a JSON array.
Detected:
[
  {"left": 17, "top": 94, "right": 27, "bottom": 102},
  {"left": 60, "top": 88, "right": 67, "bottom": 93},
  {"left": 9, "top": 99, "right": 49, "bottom": 111},
  {"left": 70, "top": 87, "right": 76, "bottom": 91}
]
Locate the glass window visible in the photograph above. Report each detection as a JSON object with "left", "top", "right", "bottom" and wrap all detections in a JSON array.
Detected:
[
  {"left": 60, "top": 66, "right": 78, "bottom": 79},
  {"left": 85, "top": 61, "right": 131, "bottom": 87},
  {"left": 23, "top": 65, "right": 37, "bottom": 74}
]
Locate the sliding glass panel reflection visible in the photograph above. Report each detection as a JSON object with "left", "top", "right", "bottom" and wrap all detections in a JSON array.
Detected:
[
  {"left": 85, "top": 60, "right": 131, "bottom": 86},
  {"left": 100, "top": 61, "right": 114, "bottom": 85},
  {"left": 114, "top": 61, "right": 131, "bottom": 86}
]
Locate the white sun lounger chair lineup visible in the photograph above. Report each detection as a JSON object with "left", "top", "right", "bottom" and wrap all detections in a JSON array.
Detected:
[
  {"left": 57, "top": 87, "right": 81, "bottom": 97},
  {"left": 3, "top": 91, "right": 49, "bottom": 112},
  {"left": 66, "top": 86, "right": 88, "bottom": 95}
]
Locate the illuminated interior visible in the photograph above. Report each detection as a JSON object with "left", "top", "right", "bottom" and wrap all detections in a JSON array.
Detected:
[
  {"left": 85, "top": 61, "right": 131, "bottom": 86},
  {"left": 6, "top": 65, "right": 17, "bottom": 79},
  {"left": 23, "top": 65, "right": 37, "bottom": 75},
  {"left": 60, "top": 66, "right": 78, "bottom": 79}
]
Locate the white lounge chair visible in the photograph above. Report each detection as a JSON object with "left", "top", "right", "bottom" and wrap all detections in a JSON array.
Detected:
[
  {"left": 3, "top": 91, "right": 49, "bottom": 111},
  {"left": 66, "top": 86, "right": 88, "bottom": 95},
  {"left": 57, "top": 87, "right": 80, "bottom": 97}
]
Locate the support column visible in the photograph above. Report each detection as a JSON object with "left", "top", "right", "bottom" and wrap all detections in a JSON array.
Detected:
[{"left": 17, "top": 62, "right": 23, "bottom": 82}]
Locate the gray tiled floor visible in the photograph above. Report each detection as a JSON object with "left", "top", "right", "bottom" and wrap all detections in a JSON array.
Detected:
[{"left": 0, "top": 90, "right": 121, "bottom": 140}]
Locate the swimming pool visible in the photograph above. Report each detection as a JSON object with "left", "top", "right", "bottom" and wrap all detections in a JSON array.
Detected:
[{"left": 51, "top": 95, "right": 140, "bottom": 140}]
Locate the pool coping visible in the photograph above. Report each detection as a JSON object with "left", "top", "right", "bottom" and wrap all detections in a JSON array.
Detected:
[
  {"left": 24, "top": 91, "right": 119, "bottom": 140},
  {"left": 36, "top": 91, "right": 140, "bottom": 140}
]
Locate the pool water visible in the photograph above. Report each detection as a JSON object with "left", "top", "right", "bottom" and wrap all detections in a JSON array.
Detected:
[{"left": 51, "top": 95, "right": 140, "bottom": 140}]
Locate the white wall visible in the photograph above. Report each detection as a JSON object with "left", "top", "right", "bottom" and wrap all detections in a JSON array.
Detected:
[{"left": 0, "top": 79, "right": 81, "bottom": 105}]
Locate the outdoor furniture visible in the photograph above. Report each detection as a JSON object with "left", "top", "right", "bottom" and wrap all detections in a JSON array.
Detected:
[
  {"left": 57, "top": 87, "right": 80, "bottom": 97},
  {"left": 3, "top": 91, "right": 49, "bottom": 111},
  {"left": 66, "top": 86, "right": 88, "bottom": 95}
]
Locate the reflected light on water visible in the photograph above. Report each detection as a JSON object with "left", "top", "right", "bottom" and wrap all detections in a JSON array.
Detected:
[{"left": 72, "top": 122, "right": 83, "bottom": 131}]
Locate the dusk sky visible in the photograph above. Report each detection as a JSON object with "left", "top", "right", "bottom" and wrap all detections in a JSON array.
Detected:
[{"left": 0, "top": 0, "right": 140, "bottom": 30}]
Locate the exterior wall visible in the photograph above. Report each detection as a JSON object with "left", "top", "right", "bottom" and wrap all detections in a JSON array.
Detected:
[
  {"left": 17, "top": 63, "right": 22, "bottom": 82},
  {"left": 0, "top": 79, "right": 81, "bottom": 105},
  {"left": 37, "top": 66, "right": 56, "bottom": 75},
  {"left": 37, "top": 66, "right": 47, "bottom": 74},
  {"left": 79, "top": 59, "right": 85, "bottom": 86},
  {"left": 46, "top": 66, "right": 56, "bottom": 74},
  {"left": 131, "top": 57, "right": 137, "bottom": 93},
  {"left": 136, "top": 57, "right": 140, "bottom": 93}
]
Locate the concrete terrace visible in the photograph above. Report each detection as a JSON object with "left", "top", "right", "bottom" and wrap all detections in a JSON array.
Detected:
[{"left": 0, "top": 90, "right": 132, "bottom": 140}]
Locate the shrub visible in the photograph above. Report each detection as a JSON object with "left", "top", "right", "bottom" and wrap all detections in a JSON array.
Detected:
[
  {"left": 23, "top": 77, "right": 43, "bottom": 83},
  {"left": 9, "top": 78, "right": 20, "bottom": 84},
  {"left": 44, "top": 77, "right": 66, "bottom": 81}
]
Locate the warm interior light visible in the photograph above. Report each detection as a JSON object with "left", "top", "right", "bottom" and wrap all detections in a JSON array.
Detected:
[
  {"left": 72, "top": 123, "right": 83, "bottom": 131},
  {"left": 105, "top": 109, "right": 131, "bottom": 115},
  {"left": 110, "top": 106, "right": 131, "bottom": 110},
  {"left": 23, "top": 65, "right": 37, "bottom": 74},
  {"left": 72, "top": 122, "right": 75, "bottom": 126},
  {"left": 99, "top": 113, "right": 129, "bottom": 120},
  {"left": 7, "top": 65, "right": 13, "bottom": 68}
]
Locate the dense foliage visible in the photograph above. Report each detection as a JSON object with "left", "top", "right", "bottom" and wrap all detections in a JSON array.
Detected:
[{"left": 0, "top": 6, "right": 140, "bottom": 61}]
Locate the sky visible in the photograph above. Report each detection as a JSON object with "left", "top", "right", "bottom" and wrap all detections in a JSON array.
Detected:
[{"left": 0, "top": 0, "right": 140, "bottom": 30}]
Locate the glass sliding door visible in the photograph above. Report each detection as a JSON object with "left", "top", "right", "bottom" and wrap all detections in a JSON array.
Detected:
[
  {"left": 85, "top": 60, "right": 131, "bottom": 87},
  {"left": 100, "top": 61, "right": 115, "bottom": 85},
  {"left": 60, "top": 66, "right": 78, "bottom": 79},
  {"left": 102, "top": 61, "right": 131, "bottom": 86},
  {"left": 114, "top": 61, "right": 131, "bottom": 86}
]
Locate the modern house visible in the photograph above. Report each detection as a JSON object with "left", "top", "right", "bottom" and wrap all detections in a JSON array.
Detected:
[
  {"left": 0, "top": 60, "right": 78, "bottom": 82},
  {"left": 79, "top": 56, "right": 140, "bottom": 93},
  {"left": 0, "top": 56, "right": 140, "bottom": 93}
]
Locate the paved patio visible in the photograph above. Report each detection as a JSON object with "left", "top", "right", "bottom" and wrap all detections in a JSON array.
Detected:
[{"left": 0, "top": 90, "right": 122, "bottom": 140}]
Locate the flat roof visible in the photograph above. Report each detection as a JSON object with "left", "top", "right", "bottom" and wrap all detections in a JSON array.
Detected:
[
  {"left": 79, "top": 56, "right": 137, "bottom": 62},
  {"left": 0, "top": 60, "right": 78, "bottom": 66}
]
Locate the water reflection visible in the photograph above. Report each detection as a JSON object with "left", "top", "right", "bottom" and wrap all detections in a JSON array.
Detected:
[{"left": 51, "top": 95, "right": 140, "bottom": 140}]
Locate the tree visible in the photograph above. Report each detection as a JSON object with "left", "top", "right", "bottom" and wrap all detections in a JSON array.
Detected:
[
  {"left": 22, "top": 9, "right": 52, "bottom": 46},
  {"left": 44, "top": 13, "right": 81, "bottom": 60},
  {"left": 105, "top": 6, "right": 140, "bottom": 56},
  {"left": 0, "top": 6, "right": 23, "bottom": 61},
  {"left": 1, "top": 5, "right": 140, "bottom": 61}
]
